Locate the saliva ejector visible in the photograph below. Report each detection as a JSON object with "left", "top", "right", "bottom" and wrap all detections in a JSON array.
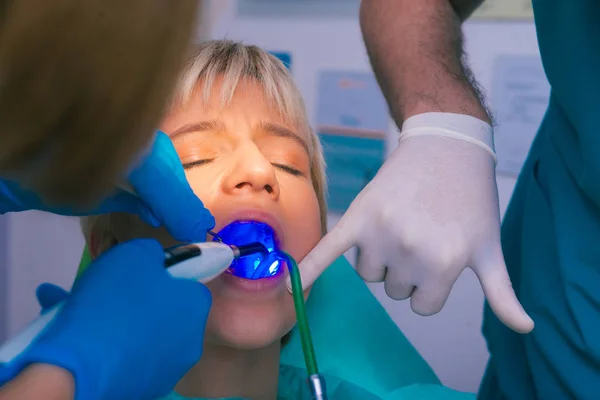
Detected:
[{"left": 211, "top": 221, "right": 328, "bottom": 400}]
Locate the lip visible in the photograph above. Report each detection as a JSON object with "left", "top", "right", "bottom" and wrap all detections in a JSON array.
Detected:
[{"left": 222, "top": 267, "right": 288, "bottom": 295}]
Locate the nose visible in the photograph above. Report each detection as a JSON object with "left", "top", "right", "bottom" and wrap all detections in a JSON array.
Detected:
[{"left": 222, "top": 145, "right": 280, "bottom": 200}]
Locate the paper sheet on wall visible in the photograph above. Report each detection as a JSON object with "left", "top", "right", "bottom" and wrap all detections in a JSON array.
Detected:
[
  {"left": 472, "top": 0, "right": 533, "bottom": 20},
  {"left": 316, "top": 71, "right": 388, "bottom": 214},
  {"left": 491, "top": 55, "right": 550, "bottom": 176}
]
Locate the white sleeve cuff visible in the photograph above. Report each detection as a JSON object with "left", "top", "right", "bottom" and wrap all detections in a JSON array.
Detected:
[{"left": 399, "top": 112, "right": 496, "bottom": 162}]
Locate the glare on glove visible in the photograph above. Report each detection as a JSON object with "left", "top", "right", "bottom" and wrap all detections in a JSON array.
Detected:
[{"left": 291, "top": 112, "right": 534, "bottom": 334}]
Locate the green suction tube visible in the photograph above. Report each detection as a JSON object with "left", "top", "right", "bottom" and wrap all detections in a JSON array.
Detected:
[
  {"left": 279, "top": 251, "right": 319, "bottom": 376},
  {"left": 77, "top": 245, "right": 93, "bottom": 279}
]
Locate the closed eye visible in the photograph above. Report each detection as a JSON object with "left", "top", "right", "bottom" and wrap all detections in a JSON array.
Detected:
[
  {"left": 183, "top": 159, "right": 213, "bottom": 170},
  {"left": 273, "top": 163, "right": 303, "bottom": 176},
  {"left": 183, "top": 159, "right": 303, "bottom": 176}
]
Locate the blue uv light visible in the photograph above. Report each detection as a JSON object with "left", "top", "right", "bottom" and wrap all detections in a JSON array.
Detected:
[{"left": 216, "top": 221, "right": 281, "bottom": 279}]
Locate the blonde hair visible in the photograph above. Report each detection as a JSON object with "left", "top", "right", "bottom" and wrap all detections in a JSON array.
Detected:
[
  {"left": 82, "top": 40, "right": 327, "bottom": 249},
  {"left": 0, "top": 0, "right": 200, "bottom": 207}
]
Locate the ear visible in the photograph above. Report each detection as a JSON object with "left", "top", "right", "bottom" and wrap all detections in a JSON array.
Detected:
[
  {"left": 111, "top": 213, "right": 178, "bottom": 249},
  {"left": 89, "top": 223, "right": 118, "bottom": 259}
]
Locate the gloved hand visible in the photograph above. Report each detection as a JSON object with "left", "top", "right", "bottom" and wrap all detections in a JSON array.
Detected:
[
  {"left": 35, "top": 283, "right": 69, "bottom": 314},
  {"left": 0, "top": 131, "right": 214, "bottom": 243},
  {"left": 293, "top": 112, "right": 534, "bottom": 334},
  {"left": 0, "top": 239, "right": 212, "bottom": 400}
]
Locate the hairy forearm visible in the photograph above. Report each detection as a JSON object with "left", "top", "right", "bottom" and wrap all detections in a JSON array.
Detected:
[
  {"left": 0, "top": 364, "right": 74, "bottom": 400},
  {"left": 360, "top": 0, "right": 490, "bottom": 124}
]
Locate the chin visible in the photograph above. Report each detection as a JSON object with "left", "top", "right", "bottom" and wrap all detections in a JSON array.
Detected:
[{"left": 205, "top": 298, "right": 297, "bottom": 350}]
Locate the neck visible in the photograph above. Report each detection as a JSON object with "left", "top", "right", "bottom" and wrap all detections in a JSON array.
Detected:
[{"left": 175, "top": 341, "right": 281, "bottom": 400}]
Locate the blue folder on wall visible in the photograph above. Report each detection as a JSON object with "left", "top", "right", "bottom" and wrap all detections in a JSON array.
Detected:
[
  {"left": 316, "top": 71, "right": 389, "bottom": 213},
  {"left": 269, "top": 51, "right": 292, "bottom": 70}
]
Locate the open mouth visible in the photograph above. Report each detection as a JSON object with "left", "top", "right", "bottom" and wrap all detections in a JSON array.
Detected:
[{"left": 215, "top": 220, "right": 283, "bottom": 280}]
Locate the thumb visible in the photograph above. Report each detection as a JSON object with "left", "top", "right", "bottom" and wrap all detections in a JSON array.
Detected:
[
  {"left": 474, "top": 255, "right": 534, "bottom": 334},
  {"left": 129, "top": 132, "right": 215, "bottom": 242},
  {"left": 289, "top": 220, "right": 357, "bottom": 292},
  {"left": 36, "top": 283, "right": 69, "bottom": 314},
  {"left": 135, "top": 174, "right": 215, "bottom": 242}
]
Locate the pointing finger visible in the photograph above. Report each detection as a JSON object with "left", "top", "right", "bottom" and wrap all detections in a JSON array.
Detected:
[{"left": 288, "top": 221, "right": 357, "bottom": 293}]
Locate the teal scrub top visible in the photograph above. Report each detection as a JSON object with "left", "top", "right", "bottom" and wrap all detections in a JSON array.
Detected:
[
  {"left": 159, "top": 365, "right": 380, "bottom": 400},
  {"left": 480, "top": 1, "right": 600, "bottom": 399},
  {"left": 159, "top": 364, "right": 474, "bottom": 400}
]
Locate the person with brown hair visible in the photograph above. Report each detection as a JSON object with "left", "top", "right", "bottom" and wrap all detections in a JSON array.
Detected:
[
  {"left": 0, "top": 0, "right": 215, "bottom": 245},
  {"left": 0, "top": 2, "right": 215, "bottom": 399}
]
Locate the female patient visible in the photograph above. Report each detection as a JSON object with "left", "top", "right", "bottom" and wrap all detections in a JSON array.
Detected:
[{"left": 81, "top": 40, "right": 339, "bottom": 400}]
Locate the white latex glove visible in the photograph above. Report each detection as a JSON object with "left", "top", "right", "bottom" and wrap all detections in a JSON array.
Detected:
[{"left": 291, "top": 112, "right": 534, "bottom": 334}]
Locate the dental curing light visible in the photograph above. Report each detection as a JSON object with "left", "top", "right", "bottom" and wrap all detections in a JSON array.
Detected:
[
  {"left": 215, "top": 221, "right": 281, "bottom": 280},
  {"left": 215, "top": 220, "right": 327, "bottom": 400},
  {"left": 0, "top": 241, "right": 266, "bottom": 366}
]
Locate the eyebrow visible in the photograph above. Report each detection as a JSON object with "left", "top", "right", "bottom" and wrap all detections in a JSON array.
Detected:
[
  {"left": 170, "top": 119, "right": 227, "bottom": 138},
  {"left": 257, "top": 121, "right": 309, "bottom": 154},
  {"left": 169, "top": 119, "right": 309, "bottom": 154}
]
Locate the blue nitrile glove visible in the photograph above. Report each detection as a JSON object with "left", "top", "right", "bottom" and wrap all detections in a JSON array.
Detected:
[
  {"left": 0, "top": 239, "right": 212, "bottom": 400},
  {"left": 0, "top": 131, "right": 214, "bottom": 243}
]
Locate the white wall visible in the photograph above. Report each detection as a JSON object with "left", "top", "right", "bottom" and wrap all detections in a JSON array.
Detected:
[
  {"left": 0, "top": 215, "right": 8, "bottom": 343},
  {"left": 0, "top": 1, "right": 543, "bottom": 395},
  {"left": 2, "top": 212, "right": 84, "bottom": 338}
]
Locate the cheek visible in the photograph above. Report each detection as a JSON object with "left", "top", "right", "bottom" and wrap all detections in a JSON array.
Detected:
[
  {"left": 281, "top": 184, "right": 322, "bottom": 262},
  {"left": 111, "top": 214, "right": 177, "bottom": 248},
  {"left": 183, "top": 167, "right": 222, "bottom": 209}
]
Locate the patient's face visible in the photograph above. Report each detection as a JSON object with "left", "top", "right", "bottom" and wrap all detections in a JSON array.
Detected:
[{"left": 111, "top": 77, "right": 321, "bottom": 349}]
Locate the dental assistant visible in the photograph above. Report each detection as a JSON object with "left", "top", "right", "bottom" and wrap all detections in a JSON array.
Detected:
[
  {"left": 0, "top": 2, "right": 215, "bottom": 400},
  {"left": 300, "top": 0, "right": 600, "bottom": 398},
  {"left": 297, "top": 0, "right": 535, "bottom": 334}
]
